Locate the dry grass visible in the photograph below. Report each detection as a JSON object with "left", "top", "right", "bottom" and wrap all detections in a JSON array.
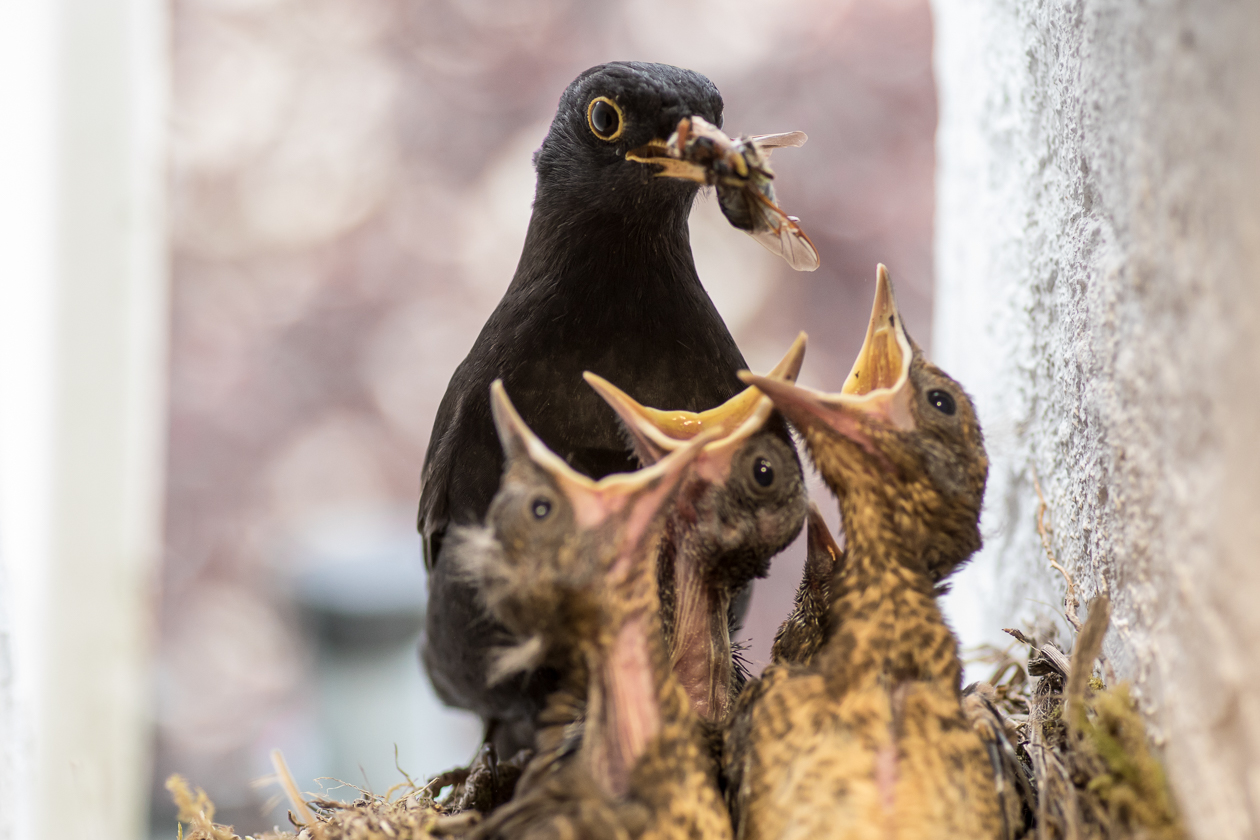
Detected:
[
  {"left": 977, "top": 597, "right": 1185, "bottom": 840},
  {"left": 167, "top": 749, "right": 484, "bottom": 840}
]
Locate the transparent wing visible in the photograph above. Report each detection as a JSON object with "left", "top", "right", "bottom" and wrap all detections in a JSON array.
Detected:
[
  {"left": 746, "top": 191, "right": 820, "bottom": 272},
  {"left": 749, "top": 131, "right": 808, "bottom": 160}
]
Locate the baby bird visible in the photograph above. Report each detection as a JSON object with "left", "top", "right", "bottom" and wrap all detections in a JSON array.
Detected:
[
  {"left": 459, "top": 381, "right": 732, "bottom": 840},
  {"left": 583, "top": 336, "right": 808, "bottom": 722},
  {"left": 727, "top": 265, "right": 1002, "bottom": 840},
  {"left": 770, "top": 501, "right": 843, "bottom": 667}
]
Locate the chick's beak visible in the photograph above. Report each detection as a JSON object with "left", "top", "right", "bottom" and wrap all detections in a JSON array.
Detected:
[
  {"left": 489, "top": 380, "right": 715, "bottom": 562},
  {"left": 841, "top": 264, "right": 912, "bottom": 401},
  {"left": 738, "top": 265, "right": 915, "bottom": 462},
  {"left": 806, "top": 501, "right": 843, "bottom": 560},
  {"left": 584, "top": 332, "right": 807, "bottom": 482}
]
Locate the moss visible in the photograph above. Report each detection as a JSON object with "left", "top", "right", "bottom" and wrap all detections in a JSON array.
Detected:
[
  {"left": 982, "top": 598, "right": 1187, "bottom": 840},
  {"left": 1078, "top": 685, "right": 1183, "bottom": 840}
]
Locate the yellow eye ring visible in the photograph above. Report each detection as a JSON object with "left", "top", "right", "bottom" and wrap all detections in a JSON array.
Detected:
[{"left": 586, "top": 96, "right": 625, "bottom": 141}]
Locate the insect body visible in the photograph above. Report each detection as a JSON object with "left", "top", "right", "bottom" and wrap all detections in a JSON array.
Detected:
[{"left": 629, "top": 116, "right": 820, "bottom": 272}]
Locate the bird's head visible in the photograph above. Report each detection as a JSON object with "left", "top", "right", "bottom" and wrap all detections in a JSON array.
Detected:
[
  {"left": 467, "top": 380, "right": 711, "bottom": 679},
  {"left": 741, "top": 265, "right": 988, "bottom": 580},
  {"left": 584, "top": 333, "right": 807, "bottom": 590},
  {"left": 533, "top": 62, "right": 723, "bottom": 218}
]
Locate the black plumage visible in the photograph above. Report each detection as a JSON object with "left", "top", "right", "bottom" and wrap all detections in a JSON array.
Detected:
[{"left": 418, "top": 62, "right": 791, "bottom": 753}]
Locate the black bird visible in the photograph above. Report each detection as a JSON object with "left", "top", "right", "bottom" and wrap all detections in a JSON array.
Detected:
[{"left": 418, "top": 62, "right": 796, "bottom": 753}]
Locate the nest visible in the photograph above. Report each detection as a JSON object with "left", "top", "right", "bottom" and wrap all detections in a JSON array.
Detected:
[
  {"left": 974, "top": 594, "right": 1185, "bottom": 840},
  {"left": 169, "top": 604, "right": 1185, "bottom": 840},
  {"left": 166, "top": 748, "right": 501, "bottom": 840}
]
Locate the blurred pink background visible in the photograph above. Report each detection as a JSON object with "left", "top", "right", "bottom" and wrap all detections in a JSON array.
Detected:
[{"left": 156, "top": 0, "right": 936, "bottom": 833}]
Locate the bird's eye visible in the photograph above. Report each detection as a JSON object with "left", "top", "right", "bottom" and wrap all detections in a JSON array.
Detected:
[
  {"left": 587, "top": 97, "right": 624, "bottom": 141},
  {"left": 752, "top": 457, "right": 775, "bottom": 488},
  {"left": 531, "top": 498, "right": 553, "bottom": 519},
  {"left": 927, "top": 389, "right": 956, "bottom": 415}
]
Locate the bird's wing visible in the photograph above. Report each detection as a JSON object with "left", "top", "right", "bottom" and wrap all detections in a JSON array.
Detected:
[{"left": 962, "top": 683, "right": 1036, "bottom": 840}]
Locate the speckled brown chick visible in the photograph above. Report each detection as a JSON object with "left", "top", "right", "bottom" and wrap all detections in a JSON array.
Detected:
[
  {"left": 770, "top": 501, "right": 843, "bottom": 667},
  {"left": 583, "top": 335, "right": 808, "bottom": 723},
  {"left": 457, "top": 381, "right": 733, "bottom": 840},
  {"left": 727, "top": 264, "right": 1002, "bottom": 840}
]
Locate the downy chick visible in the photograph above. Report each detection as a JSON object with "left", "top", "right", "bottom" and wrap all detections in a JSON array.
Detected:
[
  {"left": 583, "top": 336, "right": 808, "bottom": 722},
  {"left": 459, "top": 381, "right": 732, "bottom": 840},
  {"left": 727, "top": 265, "right": 1001, "bottom": 840},
  {"left": 770, "top": 501, "right": 843, "bottom": 667}
]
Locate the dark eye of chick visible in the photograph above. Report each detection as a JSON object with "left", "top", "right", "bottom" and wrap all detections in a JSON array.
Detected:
[
  {"left": 588, "top": 98, "right": 621, "bottom": 140},
  {"left": 927, "top": 389, "right": 956, "bottom": 415},
  {"left": 753, "top": 457, "right": 775, "bottom": 487},
  {"left": 531, "top": 498, "right": 553, "bottom": 519}
]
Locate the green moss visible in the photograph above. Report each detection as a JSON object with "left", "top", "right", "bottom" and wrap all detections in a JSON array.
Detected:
[{"left": 1077, "top": 685, "right": 1184, "bottom": 840}]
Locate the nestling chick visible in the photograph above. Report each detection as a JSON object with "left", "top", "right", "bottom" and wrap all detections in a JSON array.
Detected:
[
  {"left": 728, "top": 265, "right": 1002, "bottom": 840},
  {"left": 459, "top": 381, "right": 732, "bottom": 840},
  {"left": 583, "top": 335, "right": 808, "bottom": 722},
  {"left": 770, "top": 501, "right": 843, "bottom": 667}
]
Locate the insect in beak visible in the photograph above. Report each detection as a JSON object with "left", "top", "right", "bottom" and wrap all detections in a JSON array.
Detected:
[{"left": 628, "top": 116, "right": 819, "bottom": 272}]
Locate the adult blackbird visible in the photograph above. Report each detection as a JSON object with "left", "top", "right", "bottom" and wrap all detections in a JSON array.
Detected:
[
  {"left": 459, "top": 383, "right": 731, "bottom": 840},
  {"left": 418, "top": 62, "right": 793, "bottom": 753},
  {"left": 583, "top": 334, "right": 808, "bottom": 723},
  {"left": 726, "top": 266, "right": 1002, "bottom": 839}
]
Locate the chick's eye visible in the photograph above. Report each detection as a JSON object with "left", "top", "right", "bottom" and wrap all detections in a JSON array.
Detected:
[
  {"left": 588, "top": 98, "right": 622, "bottom": 140},
  {"left": 927, "top": 389, "right": 956, "bottom": 415},
  {"left": 531, "top": 498, "right": 552, "bottom": 519},
  {"left": 752, "top": 457, "right": 775, "bottom": 488}
]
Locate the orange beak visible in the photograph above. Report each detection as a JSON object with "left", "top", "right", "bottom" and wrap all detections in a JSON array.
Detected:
[
  {"left": 584, "top": 332, "right": 806, "bottom": 483},
  {"left": 739, "top": 265, "right": 915, "bottom": 460}
]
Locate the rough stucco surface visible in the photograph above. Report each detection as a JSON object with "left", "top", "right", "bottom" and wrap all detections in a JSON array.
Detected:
[{"left": 932, "top": 1, "right": 1260, "bottom": 836}]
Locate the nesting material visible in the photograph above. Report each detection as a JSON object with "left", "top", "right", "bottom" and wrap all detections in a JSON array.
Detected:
[
  {"left": 166, "top": 748, "right": 486, "bottom": 840},
  {"left": 979, "top": 596, "right": 1186, "bottom": 840},
  {"left": 169, "top": 609, "right": 1185, "bottom": 840}
]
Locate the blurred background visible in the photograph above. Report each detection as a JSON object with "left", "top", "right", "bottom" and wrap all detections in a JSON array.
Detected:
[{"left": 2, "top": 0, "right": 937, "bottom": 837}]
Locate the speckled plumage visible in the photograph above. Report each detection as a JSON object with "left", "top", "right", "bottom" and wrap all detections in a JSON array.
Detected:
[
  {"left": 727, "top": 266, "right": 1002, "bottom": 840},
  {"left": 586, "top": 336, "right": 808, "bottom": 723},
  {"left": 461, "top": 383, "right": 732, "bottom": 840},
  {"left": 771, "top": 502, "right": 843, "bottom": 667}
]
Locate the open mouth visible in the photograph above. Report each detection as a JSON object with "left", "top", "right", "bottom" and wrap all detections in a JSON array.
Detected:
[
  {"left": 583, "top": 332, "right": 807, "bottom": 465},
  {"left": 840, "top": 263, "right": 912, "bottom": 401},
  {"left": 738, "top": 265, "right": 917, "bottom": 467}
]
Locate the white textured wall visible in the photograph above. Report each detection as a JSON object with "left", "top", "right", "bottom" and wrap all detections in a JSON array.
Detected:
[{"left": 933, "top": 1, "right": 1260, "bottom": 836}]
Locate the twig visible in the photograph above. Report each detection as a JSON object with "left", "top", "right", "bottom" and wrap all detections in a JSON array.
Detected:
[
  {"left": 386, "top": 748, "right": 423, "bottom": 803},
  {"left": 1032, "top": 466, "right": 1081, "bottom": 631},
  {"left": 271, "top": 749, "right": 318, "bottom": 828},
  {"left": 1066, "top": 596, "right": 1111, "bottom": 732}
]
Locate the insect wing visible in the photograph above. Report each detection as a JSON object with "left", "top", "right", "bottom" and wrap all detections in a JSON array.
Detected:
[
  {"left": 746, "top": 191, "right": 820, "bottom": 272},
  {"left": 749, "top": 131, "right": 807, "bottom": 160}
]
